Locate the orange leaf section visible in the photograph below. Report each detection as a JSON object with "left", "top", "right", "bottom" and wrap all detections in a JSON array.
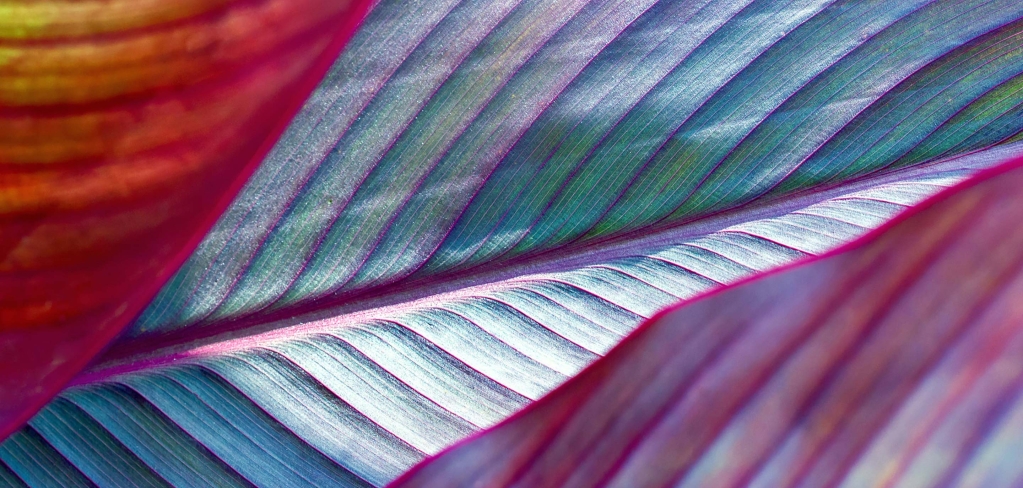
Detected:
[
  {"left": 0, "top": 0, "right": 370, "bottom": 439},
  {"left": 393, "top": 157, "right": 1023, "bottom": 488}
]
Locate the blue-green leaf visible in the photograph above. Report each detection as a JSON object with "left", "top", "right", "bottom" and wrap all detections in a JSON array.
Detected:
[{"left": 127, "top": 0, "right": 1023, "bottom": 341}]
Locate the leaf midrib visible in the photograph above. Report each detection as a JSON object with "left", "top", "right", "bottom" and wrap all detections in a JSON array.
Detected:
[{"left": 81, "top": 146, "right": 1004, "bottom": 385}]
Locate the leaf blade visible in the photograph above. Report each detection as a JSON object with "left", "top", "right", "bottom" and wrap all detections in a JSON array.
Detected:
[{"left": 128, "top": 0, "right": 1023, "bottom": 348}]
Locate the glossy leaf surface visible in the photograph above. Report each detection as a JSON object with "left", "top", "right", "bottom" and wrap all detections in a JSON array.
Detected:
[
  {"left": 0, "top": 0, "right": 371, "bottom": 438},
  {"left": 393, "top": 156, "right": 1023, "bottom": 488}
]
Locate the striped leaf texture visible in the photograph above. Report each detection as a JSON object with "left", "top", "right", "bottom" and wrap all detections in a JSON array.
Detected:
[
  {"left": 393, "top": 157, "right": 1023, "bottom": 488},
  {"left": 0, "top": 0, "right": 371, "bottom": 440},
  {"left": 0, "top": 150, "right": 1008, "bottom": 487},
  {"left": 123, "top": 0, "right": 1023, "bottom": 341},
  {"left": 6, "top": 0, "right": 1023, "bottom": 486}
]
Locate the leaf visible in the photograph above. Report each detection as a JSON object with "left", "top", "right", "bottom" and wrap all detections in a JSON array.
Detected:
[
  {"left": 0, "top": 0, "right": 372, "bottom": 439},
  {"left": 391, "top": 155, "right": 1023, "bottom": 488},
  {"left": 121, "top": 0, "right": 1023, "bottom": 344},
  {"left": 7, "top": 0, "right": 1023, "bottom": 485},
  {"left": 0, "top": 145, "right": 1015, "bottom": 487}
]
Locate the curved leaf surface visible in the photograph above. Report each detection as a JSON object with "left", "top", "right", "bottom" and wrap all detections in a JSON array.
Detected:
[
  {"left": 0, "top": 0, "right": 372, "bottom": 439},
  {"left": 124, "top": 0, "right": 1023, "bottom": 346},
  {"left": 392, "top": 155, "right": 1023, "bottom": 488},
  {"left": 8, "top": 0, "right": 1023, "bottom": 484},
  {"left": 2, "top": 146, "right": 1016, "bottom": 487}
]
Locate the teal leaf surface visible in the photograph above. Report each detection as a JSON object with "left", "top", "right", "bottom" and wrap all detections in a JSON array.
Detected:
[
  {"left": 124, "top": 0, "right": 1023, "bottom": 342},
  {"left": 7, "top": 0, "right": 1023, "bottom": 485}
]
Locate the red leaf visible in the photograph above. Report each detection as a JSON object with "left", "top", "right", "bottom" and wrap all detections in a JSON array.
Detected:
[{"left": 0, "top": 0, "right": 372, "bottom": 440}]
